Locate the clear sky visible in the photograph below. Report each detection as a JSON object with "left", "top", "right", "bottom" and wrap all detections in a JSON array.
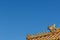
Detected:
[{"left": 0, "top": 0, "right": 60, "bottom": 40}]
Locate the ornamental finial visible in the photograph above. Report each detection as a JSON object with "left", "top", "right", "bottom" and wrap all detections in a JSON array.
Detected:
[{"left": 48, "top": 24, "right": 56, "bottom": 32}]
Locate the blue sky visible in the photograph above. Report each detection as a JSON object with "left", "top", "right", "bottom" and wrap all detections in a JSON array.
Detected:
[{"left": 0, "top": 0, "right": 60, "bottom": 40}]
